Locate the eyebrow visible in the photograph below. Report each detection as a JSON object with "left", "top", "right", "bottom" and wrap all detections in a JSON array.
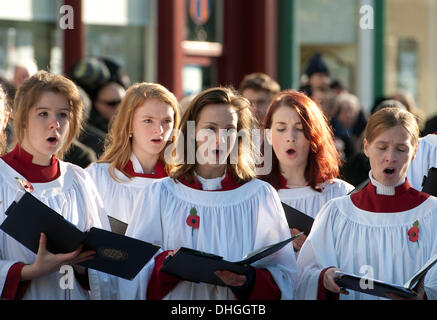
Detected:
[
  {"left": 202, "top": 121, "right": 237, "bottom": 127},
  {"left": 374, "top": 140, "right": 409, "bottom": 147},
  {"left": 36, "top": 106, "right": 70, "bottom": 112},
  {"left": 141, "top": 114, "right": 172, "bottom": 119},
  {"left": 274, "top": 121, "right": 302, "bottom": 125}
]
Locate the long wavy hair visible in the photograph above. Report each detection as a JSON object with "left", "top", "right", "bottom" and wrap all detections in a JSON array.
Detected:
[
  {"left": 170, "top": 87, "right": 257, "bottom": 184},
  {"left": 98, "top": 82, "right": 180, "bottom": 181},
  {"left": 0, "top": 86, "right": 9, "bottom": 155},
  {"left": 260, "top": 90, "right": 342, "bottom": 191}
]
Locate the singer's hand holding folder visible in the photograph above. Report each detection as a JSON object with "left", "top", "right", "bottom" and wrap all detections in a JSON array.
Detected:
[
  {"left": 334, "top": 254, "right": 437, "bottom": 299},
  {"left": 0, "top": 192, "right": 160, "bottom": 280},
  {"left": 161, "top": 233, "right": 302, "bottom": 287}
]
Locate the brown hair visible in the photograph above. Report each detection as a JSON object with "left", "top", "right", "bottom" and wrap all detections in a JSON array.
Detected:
[
  {"left": 170, "top": 87, "right": 257, "bottom": 184},
  {"left": 365, "top": 107, "right": 419, "bottom": 147},
  {"left": 239, "top": 72, "right": 280, "bottom": 99},
  {"left": 12, "top": 71, "right": 83, "bottom": 159},
  {"left": 260, "top": 90, "right": 342, "bottom": 191},
  {"left": 99, "top": 82, "right": 180, "bottom": 181}
]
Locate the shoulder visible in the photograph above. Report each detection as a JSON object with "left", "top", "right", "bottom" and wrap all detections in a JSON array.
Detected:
[
  {"left": 421, "top": 133, "right": 437, "bottom": 147},
  {"left": 323, "top": 179, "right": 355, "bottom": 193},
  {"left": 60, "top": 160, "right": 89, "bottom": 178},
  {"left": 86, "top": 162, "right": 110, "bottom": 174}
]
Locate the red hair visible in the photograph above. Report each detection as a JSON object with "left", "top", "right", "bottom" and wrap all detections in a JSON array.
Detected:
[{"left": 260, "top": 90, "right": 342, "bottom": 191}]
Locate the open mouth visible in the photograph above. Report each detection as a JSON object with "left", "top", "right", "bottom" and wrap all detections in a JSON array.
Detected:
[
  {"left": 151, "top": 138, "right": 163, "bottom": 144},
  {"left": 286, "top": 148, "right": 296, "bottom": 156},
  {"left": 47, "top": 137, "right": 58, "bottom": 143},
  {"left": 383, "top": 168, "right": 396, "bottom": 175}
]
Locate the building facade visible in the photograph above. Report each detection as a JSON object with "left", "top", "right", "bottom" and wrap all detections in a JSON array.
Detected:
[{"left": 0, "top": 0, "right": 436, "bottom": 117}]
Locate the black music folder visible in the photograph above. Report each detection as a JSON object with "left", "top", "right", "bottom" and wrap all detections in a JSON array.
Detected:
[
  {"left": 108, "top": 215, "right": 128, "bottom": 235},
  {"left": 0, "top": 192, "right": 160, "bottom": 280},
  {"left": 281, "top": 202, "right": 314, "bottom": 236},
  {"left": 421, "top": 167, "right": 437, "bottom": 197},
  {"left": 161, "top": 233, "right": 302, "bottom": 286},
  {"left": 334, "top": 254, "right": 437, "bottom": 299}
]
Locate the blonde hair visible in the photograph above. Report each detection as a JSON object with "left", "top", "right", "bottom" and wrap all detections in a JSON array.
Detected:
[
  {"left": 365, "top": 107, "right": 419, "bottom": 147},
  {"left": 12, "top": 71, "right": 83, "bottom": 159},
  {"left": 170, "top": 87, "right": 257, "bottom": 184},
  {"left": 99, "top": 82, "right": 180, "bottom": 181},
  {"left": 0, "top": 86, "right": 8, "bottom": 154}
]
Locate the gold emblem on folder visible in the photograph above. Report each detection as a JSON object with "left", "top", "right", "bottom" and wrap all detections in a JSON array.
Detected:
[{"left": 98, "top": 247, "right": 128, "bottom": 261}]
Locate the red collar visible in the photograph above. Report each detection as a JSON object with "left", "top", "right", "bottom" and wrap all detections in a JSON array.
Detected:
[
  {"left": 178, "top": 170, "right": 243, "bottom": 191},
  {"left": 122, "top": 160, "right": 167, "bottom": 179},
  {"left": 351, "top": 179, "right": 429, "bottom": 212},
  {"left": 278, "top": 174, "right": 289, "bottom": 189},
  {"left": 1, "top": 145, "right": 60, "bottom": 183}
]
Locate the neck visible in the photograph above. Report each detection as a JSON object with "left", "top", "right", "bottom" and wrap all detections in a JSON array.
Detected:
[
  {"left": 369, "top": 171, "right": 405, "bottom": 195},
  {"left": 132, "top": 150, "right": 159, "bottom": 174},
  {"left": 280, "top": 164, "right": 308, "bottom": 188},
  {"left": 195, "top": 164, "right": 227, "bottom": 179},
  {"left": 20, "top": 143, "right": 52, "bottom": 166}
]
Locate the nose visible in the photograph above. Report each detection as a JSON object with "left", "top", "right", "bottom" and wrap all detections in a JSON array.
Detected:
[
  {"left": 49, "top": 115, "right": 60, "bottom": 130},
  {"left": 153, "top": 123, "right": 164, "bottom": 135},
  {"left": 287, "top": 129, "right": 297, "bottom": 143},
  {"left": 385, "top": 148, "right": 397, "bottom": 162}
]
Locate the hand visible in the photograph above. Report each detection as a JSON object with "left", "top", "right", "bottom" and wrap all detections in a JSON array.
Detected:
[
  {"left": 386, "top": 276, "right": 426, "bottom": 300},
  {"left": 290, "top": 228, "right": 307, "bottom": 251},
  {"left": 323, "top": 267, "right": 349, "bottom": 295},
  {"left": 21, "top": 233, "right": 95, "bottom": 281},
  {"left": 166, "top": 248, "right": 179, "bottom": 258},
  {"left": 214, "top": 270, "right": 247, "bottom": 287}
]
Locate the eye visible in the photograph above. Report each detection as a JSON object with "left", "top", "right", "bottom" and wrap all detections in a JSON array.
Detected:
[
  {"left": 59, "top": 112, "right": 69, "bottom": 119},
  {"left": 38, "top": 111, "right": 48, "bottom": 117},
  {"left": 163, "top": 119, "right": 173, "bottom": 124},
  {"left": 276, "top": 127, "right": 286, "bottom": 132},
  {"left": 144, "top": 119, "right": 152, "bottom": 123}
]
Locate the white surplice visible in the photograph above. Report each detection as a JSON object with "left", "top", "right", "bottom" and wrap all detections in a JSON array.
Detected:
[
  {"left": 295, "top": 177, "right": 437, "bottom": 300},
  {"left": 86, "top": 154, "right": 164, "bottom": 224},
  {"left": 407, "top": 134, "right": 437, "bottom": 191},
  {"left": 278, "top": 179, "right": 354, "bottom": 219},
  {"left": 0, "top": 159, "right": 111, "bottom": 300},
  {"left": 118, "top": 177, "right": 297, "bottom": 300}
]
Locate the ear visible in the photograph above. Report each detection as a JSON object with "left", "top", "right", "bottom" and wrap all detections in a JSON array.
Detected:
[
  {"left": 411, "top": 143, "right": 418, "bottom": 162},
  {"left": 363, "top": 138, "right": 369, "bottom": 158}
]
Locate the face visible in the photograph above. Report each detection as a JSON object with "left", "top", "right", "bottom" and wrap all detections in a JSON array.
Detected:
[
  {"left": 131, "top": 98, "right": 175, "bottom": 160},
  {"left": 241, "top": 88, "right": 270, "bottom": 124},
  {"left": 94, "top": 82, "right": 126, "bottom": 121},
  {"left": 267, "top": 105, "right": 311, "bottom": 173},
  {"left": 308, "top": 73, "right": 330, "bottom": 91},
  {"left": 364, "top": 125, "right": 417, "bottom": 186},
  {"left": 195, "top": 104, "right": 238, "bottom": 168},
  {"left": 338, "top": 100, "right": 359, "bottom": 129},
  {"left": 21, "top": 91, "right": 71, "bottom": 165},
  {"left": 311, "top": 88, "right": 330, "bottom": 116}
]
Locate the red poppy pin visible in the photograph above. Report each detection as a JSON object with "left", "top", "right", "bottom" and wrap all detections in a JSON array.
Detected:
[
  {"left": 15, "top": 177, "right": 34, "bottom": 192},
  {"left": 408, "top": 220, "right": 420, "bottom": 247},
  {"left": 186, "top": 207, "right": 200, "bottom": 235}
]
